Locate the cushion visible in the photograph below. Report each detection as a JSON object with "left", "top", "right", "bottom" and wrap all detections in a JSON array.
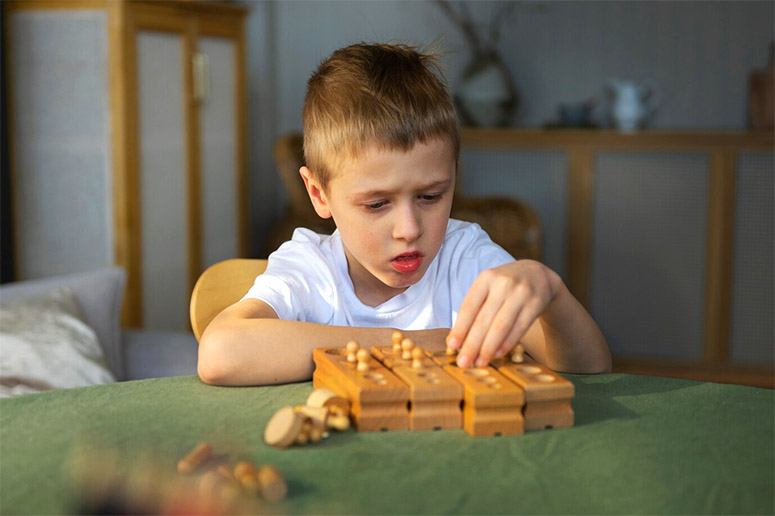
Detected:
[
  {"left": 0, "top": 288, "right": 115, "bottom": 398},
  {"left": 0, "top": 267, "right": 125, "bottom": 378}
]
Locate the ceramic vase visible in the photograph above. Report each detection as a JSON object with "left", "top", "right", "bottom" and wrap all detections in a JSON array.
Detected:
[{"left": 455, "top": 52, "right": 517, "bottom": 127}]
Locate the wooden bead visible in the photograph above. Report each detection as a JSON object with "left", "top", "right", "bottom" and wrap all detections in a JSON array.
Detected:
[
  {"left": 327, "top": 414, "right": 351, "bottom": 431},
  {"left": 176, "top": 442, "right": 213, "bottom": 475},
  {"left": 346, "top": 340, "right": 359, "bottom": 362},
  {"left": 356, "top": 348, "right": 370, "bottom": 372},
  {"left": 511, "top": 344, "right": 525, "bottom": 363},
  {"left": 392, "top": 331, "right": 403, "bottom": 352},
  {"left": 306, "top": 388, "right": 350, "bottom": 415},
  {"left": 401, "top": 338, "right": 414, "bottom": 360},
  {"left": 257, "top": 465, "right": 287, "bottom": 503},
  {"left": 234, "top": 461, "right": 259, "bottom": 493},
  {"left": 411, "top": 347, "right": 424, "bottom": 369}
]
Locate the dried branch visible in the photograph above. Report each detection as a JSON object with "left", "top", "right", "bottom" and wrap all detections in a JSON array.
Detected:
[
  {"left": 435, "top": 0, "right": 484, "bottom": 56},
  {"left": 488, "top": 2, "right": 517, "bottom": 47}
]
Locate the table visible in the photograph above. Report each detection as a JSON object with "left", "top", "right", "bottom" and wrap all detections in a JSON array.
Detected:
[{"left": 1, "top": 374, "right": 773, "bottom": 514}]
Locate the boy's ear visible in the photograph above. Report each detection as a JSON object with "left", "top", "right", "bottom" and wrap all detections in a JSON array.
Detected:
[{"left": 299, "top": 166, "right": 332, "bottom": 219}]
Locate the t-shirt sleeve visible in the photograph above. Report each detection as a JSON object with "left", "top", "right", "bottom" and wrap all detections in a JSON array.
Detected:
[
  {"left": 444, "top": 221, "right": 516, "bottom": 319},
  {"left": 240, "top": 231, "right": 336, "bottom": 323}
]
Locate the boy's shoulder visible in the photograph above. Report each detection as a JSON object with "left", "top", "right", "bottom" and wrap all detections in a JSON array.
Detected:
[
  {"left": 442, "top": 218, "right": 514, "bottom": 265},
  {"left": 267, "top": 227, "right": 342, "bottom": 275},
  {"left": 444, "top": 218, "right": 490, "bottom": 247}
]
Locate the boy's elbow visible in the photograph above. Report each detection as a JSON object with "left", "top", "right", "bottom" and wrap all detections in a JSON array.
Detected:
[
  {"left": 197, "top": 328, "right": 235, "bottom": 386},
  {"left": 589, "top": 343, "right": 612, "bottom": 374}
]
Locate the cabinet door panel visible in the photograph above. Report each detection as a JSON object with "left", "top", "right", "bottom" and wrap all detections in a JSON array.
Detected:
[
  {"left": 731, "top": 153, "right": 774, "bottom": 365},
  {"left": 10, "top": 10, "right": 112, "bottom": 279},
  {"left": 590, "top": 153, "right": 708, "bottom": 360},
  {"left": 199, "top": 36, "right": 239, "bottom": 270},
  {"left": 137, "top": 31, "right": 188, "bottom": 330}
]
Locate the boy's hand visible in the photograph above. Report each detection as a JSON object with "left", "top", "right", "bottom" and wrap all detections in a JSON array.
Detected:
[{"left": 446, "top": 260, "right": 562, "bottom": 368}]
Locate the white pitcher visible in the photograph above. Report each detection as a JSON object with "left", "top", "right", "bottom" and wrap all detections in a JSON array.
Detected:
[{"left": 607, "top": 79, "right": 660, "bottom": 132}]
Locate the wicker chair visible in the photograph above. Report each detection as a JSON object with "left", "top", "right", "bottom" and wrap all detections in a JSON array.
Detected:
[{"left": 265, "top": 133, "right": 543, "bottom": 261}]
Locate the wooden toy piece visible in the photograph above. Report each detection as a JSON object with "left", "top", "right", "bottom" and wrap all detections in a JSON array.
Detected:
[
  {"left": 312, "top": 347, "right": 409, "bottom": 432},
  {"left": 264, "top": 406, "right": 304, "bottom": 448},
  {"left": 425, "top": 348, "right": 457, "bottom": 368},
  {"left": 176, "top": 442, "right": 213, "bottom": 474},
  {"left": 233, "top": 461, "right": 259, "bottom": 494},
  {"left": 345, "top": 340, "right": 359, "bottom": 363},
  {"left": 511, "top": 344, "right": 525, "bottom": 363},
  {"left": 306, "top": 388, "right": 350, "bottom": 418},
  {"left": 432, "top": 352, "right": 525, "bottom": 436},
  {"left": 296, "top": 405, "right": 329, "bottom": 432},
  {"left": 493, "top": 359, "right": 574, "bottom": 431},
  {"left": 256, "top": 465, "right": 287, "bottom": 503},
  {"left": 411, "top": 347, "right": 425, "bottom": 369},
  {"left": 356, "top": 348, "right": 370, "bottom": 372},
  {"left": 391, "top": 331, "right": 403, "bottom": 353},
  {"left": 372, "top": 345, "right": 462, "bottom": 431},
  {"left": 401, "top": 338, "right": 415, "bottom": 360}
]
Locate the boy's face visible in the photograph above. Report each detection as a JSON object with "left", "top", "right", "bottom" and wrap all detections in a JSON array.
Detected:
[{"left": 301, "top": 138, "right": 456, "bottom": 306}]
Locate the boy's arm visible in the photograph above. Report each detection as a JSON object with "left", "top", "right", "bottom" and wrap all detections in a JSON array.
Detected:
[
  {"left": 447, "top": 259, "right": 611, "bottom": 374},
  {"left": 198, "top": 299, "right": 448, "bottom": 386},
  {"left": 519, "top": 282, "right": 611, "bottom": 373}
]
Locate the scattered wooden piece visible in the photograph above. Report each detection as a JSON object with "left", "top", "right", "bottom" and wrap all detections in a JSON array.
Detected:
[
  {"left": 176, "top": 442, "right": 213, "bottom": 475},
  {"left": 264, "top": 406, "right": 303, "bottom": 449},
  {"left": 257, "top": 465, "right": 287, "bottom": 503}
]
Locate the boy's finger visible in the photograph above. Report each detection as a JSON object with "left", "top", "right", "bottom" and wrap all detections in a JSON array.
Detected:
[
  {"left": 456, "top": 301, "right": 493, "bottom": 368},
  {"left": 494, "top": 321, "right": 529, "bottom": 358},
  {"left": 458, "top": 289, "right": 509, "bottom": 368},
  {"left": 477, "top": 303, "right": 521, "bottom": 366},
  {"left": 449, "top": 282, "right": 488, "bottom": 351}
]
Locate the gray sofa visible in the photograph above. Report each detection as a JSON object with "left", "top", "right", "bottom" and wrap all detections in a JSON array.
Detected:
[{"left": 0, "top": 267, "right": 198, "bottom": 381}]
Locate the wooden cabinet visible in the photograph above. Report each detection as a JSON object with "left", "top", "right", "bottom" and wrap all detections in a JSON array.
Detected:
[
  {"left": 5, "top": 0, "right": 248, "bottom": 330},
  {"left": 460, "top": 128, "right": 773, "bottom": 386}
]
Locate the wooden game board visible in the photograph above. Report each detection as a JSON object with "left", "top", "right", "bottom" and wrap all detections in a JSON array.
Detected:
[{"left": 312, "top": 341, "right": 575, "bottom": 437}]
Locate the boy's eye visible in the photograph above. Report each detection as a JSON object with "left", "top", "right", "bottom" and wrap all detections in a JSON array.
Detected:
[
  {"left": 419, "top": 193, "right": 442, "bottom": 202},
  {"left": 365, "top": 200, "right": 387, "bottom": 210}
]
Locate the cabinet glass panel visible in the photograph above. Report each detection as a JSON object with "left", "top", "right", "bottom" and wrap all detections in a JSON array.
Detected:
[
  {"left": 10, "top": 10, "right": 112, "bottom": 279},
  {"left": 730, "top": 153, "right": 774, "bottom": 365},
  {"left": 198, "top": 36, "right": 239, "bottom": 270},
  {"left": 459, "top": 150, "right": 567, "bottom": 277},
  {"left": 138, "top": 32, "right": 188, "bottom": 330},
  {"left": 591, "top": 153, "right": 708, "bottom": 360}
]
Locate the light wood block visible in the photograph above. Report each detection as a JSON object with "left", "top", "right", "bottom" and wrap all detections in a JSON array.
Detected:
[
  {"left": 371, "top": 346, "right": 462, "bottom": 431},
  {"left": 493, "top": 359, "right": 574, "bottom": 430},
  {"left": 426, "top": 350, "right": 524, "bottom": 437},
  {"left": 312, "top": 348, "right": 409, "bottom": 432}
]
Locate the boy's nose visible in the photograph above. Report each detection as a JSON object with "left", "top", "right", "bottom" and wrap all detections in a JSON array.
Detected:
[{"left": 392, "top": 204, "right": 422, "bottom": 242}]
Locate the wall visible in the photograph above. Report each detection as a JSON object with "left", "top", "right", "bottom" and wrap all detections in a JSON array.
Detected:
[{"left": 245, "top": 0, "right": 774, "bottom": 256}]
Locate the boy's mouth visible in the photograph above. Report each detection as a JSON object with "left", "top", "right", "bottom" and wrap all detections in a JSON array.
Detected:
[{"left": 390, "top": 252, "right": 423, "bottom": 274}]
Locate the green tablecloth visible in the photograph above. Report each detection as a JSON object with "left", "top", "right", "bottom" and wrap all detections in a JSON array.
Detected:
[{"left": 1, "top": 374, "right": 773, "bottom": 514}]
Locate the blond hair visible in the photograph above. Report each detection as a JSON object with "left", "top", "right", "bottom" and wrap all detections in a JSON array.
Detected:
[{"left": 303, "top": 42, "right": 460, "bottom": 190}]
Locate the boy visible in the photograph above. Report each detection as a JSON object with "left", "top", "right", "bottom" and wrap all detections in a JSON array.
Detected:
[{"left": 198, "top": 43, "right": 610, "bottom": 386}]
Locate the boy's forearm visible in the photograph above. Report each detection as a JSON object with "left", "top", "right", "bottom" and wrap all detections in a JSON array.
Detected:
[
  {"left": 198, "top": 318, "right": 449, "bottom": 386},
  {"left": 538, "top": 284, "right": 611, "bottom": 374}
]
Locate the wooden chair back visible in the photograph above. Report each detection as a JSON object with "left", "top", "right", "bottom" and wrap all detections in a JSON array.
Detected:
[{"left": 190, "top": 258, "right": 268, "bottom": 341}]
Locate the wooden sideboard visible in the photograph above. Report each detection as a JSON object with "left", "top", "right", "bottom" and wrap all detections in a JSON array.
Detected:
[{"left": 461, "top": 128, "right": 774, "bottom": 387}]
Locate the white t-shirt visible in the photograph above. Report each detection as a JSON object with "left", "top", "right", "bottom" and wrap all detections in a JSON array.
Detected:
[{"left": 242, "top": 219, "right": 514, "bottom": 329}]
